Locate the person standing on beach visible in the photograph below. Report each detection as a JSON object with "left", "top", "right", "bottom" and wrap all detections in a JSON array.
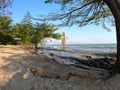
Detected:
[{"left": 61, "top": 32, "right": 66, "bottom": 50}]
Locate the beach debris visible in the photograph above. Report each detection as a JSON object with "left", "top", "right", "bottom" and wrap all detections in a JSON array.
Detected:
[
  {"left": 48, "top": 52, "right": 116, "bottom": 70},
  {"left": 53, "top": 56, "right": 75, "bottom": 65},
  {"left": 38, "top": 48, "right": 116, "bottom": 71}
]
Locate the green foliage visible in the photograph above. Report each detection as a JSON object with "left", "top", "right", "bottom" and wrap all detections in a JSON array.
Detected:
[
  {"left": 52, "top": 33, "right": 62, "bottom": 40},
  {"left": 0, "top": 12, "right": 33, "bottom": 46},
  {"left": 32, "top": 22, "right": 62, "bottom": 48},
  {"left": 12, "top": 24, "right": 33, "bottom": 47},
  {"left": 0, "top": 15, "right": 17, "bottom": 45},
  {"left": 14, "top": 11, "right": 33, "bottom": 47},
  {"left": 0, "top": 32, "right": 17, "bottom": 45},
  {"left": 0, "top": 11, "right": 61, "bottom": 47},
  {"left": 0, "top": 16, "right": 12, "bottom": 33}
]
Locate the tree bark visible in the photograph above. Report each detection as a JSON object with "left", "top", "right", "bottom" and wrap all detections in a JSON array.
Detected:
[
  {"left": 114, "top": 17, "right": 120, "bottom": 73},
  {"left": 104, "top": 0, "right": 120, "bottom": 73}
]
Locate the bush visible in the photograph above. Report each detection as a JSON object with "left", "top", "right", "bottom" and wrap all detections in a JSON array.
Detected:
[{"left": 0, "top": 32, "right": 18, "bottom": 45}]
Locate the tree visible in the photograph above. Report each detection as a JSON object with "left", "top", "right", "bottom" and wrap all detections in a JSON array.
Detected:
[
  {"left": 0, "top": 15, "right": 15, "bottom": 44},
  {"left": 32, "top": 22, "right": 62, "bottom": 49},
  {"left": 10, "top": 11, "right": 61, "bottom": 49},
  {"left": 10, "top": 11, "right": 33, "bottom": 46},
  {"left": 0, "top": 0, "right": 13, "bottom": 15},
  {"left": 21, "top": 11, "right": 32, "bottom": 25},
  {"left": 0, "top": 15, "right": 17, "bottom": 45},
  {"left": 44, "top": 0, "right": 120, "bottom": 73},
  {"left": 19, "top": 11, "right": 33, "bottom": 47},
  {"left": 31, "top": 23, "right": 44, "bottom": 49},
  {"left": 0, "top": 16, "right": 12, "bottom": 33},
  {"left": 11, "top": 23, "right": 32, "bottom": 46}
]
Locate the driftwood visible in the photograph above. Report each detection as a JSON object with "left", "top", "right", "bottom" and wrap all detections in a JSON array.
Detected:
[
  {"left": 47, "top": 52, "right": 116, "bottom": 72},
  {"left": 58, "top": 56, "right": 116, "bottom": 70}
]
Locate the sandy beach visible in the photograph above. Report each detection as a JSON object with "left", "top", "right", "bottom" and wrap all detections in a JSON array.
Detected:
[{"left": 0, "top": 45, "right": 120, "bottom": 90}]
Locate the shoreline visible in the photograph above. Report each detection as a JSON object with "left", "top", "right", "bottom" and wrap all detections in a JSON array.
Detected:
[
  {"left": 0, "top": 45, "right": 120, "bottom": 90},
  {"left": 37, "top": 47, "right": 116, "bottom": 70}
]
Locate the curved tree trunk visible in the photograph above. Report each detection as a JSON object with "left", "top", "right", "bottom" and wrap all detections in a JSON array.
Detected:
[
  {"left": 104, "top": 0, "right": 120, "bottom": 73},
  {"left": 115, "top": 19, "right": 120, "bottom": 73}
]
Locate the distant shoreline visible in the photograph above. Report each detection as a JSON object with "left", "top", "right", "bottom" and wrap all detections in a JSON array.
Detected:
[
  {"left": 46, "top": 43, "right": 117, "bottom": 45},
  {"left": 47, "top": 43, "right": 117, "bottom": 45}
]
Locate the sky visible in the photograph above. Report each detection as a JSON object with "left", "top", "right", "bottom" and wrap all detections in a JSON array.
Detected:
[{"left": 8, "top": 0, "right": 116, "bottom": 44}]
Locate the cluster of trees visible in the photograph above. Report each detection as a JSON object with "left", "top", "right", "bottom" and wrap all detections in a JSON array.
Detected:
[{"left": 0, "top": 12, "right": 62, "bottom": 49}]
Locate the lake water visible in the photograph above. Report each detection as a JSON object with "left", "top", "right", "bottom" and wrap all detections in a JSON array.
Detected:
[
  {"left": 38, "top": 44, "right": 117, "bottom": 65},
  {"left": 45, "top": 44, "right": 117, "bottom": 55}
]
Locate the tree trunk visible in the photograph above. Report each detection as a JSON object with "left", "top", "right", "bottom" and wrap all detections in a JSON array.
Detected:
[
  {"left": 35, "top": 43, "right": 38, "bottom": 52},
  {"left": 104, "top": 0, "right": 120, "bottom": 73},
  {"left": 114, "top": 16, "right": 120, "bottom": 73}
]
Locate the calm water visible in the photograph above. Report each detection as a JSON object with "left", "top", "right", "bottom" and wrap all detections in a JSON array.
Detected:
[
  {"left": 45, "top": 44, "right": 117, "bottom": 55},
  {"left": 42, "top": 44, "right": 117, "bottom": 65}
]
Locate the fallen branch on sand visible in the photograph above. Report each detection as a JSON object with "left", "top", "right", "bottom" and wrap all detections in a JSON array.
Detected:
[{"left": 47, "top": 52, "right": 116, "bottom": 72}]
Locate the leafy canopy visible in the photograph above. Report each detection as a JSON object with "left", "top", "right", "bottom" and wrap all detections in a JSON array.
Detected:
[
  {"left": 0, "top": 15, "right": 16, "bottom": 45},
  {"left": 0, "top": 16, "right": 12, "bottom": 32},
  {"left": 9, "top": 11, "right": 62, "bottom": 48},
  {"left": 32, "top": 22, "right": 61, "bottom": 47}
]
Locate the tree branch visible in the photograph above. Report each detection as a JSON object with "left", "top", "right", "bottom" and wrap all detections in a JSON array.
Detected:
[{"left": 66, "top": 0, "right": 100, "bottom": 14}]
